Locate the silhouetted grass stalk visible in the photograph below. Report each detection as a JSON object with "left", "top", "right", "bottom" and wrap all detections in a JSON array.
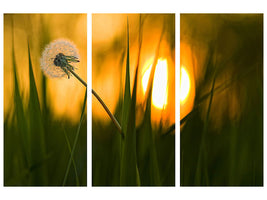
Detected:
[
  {"left": 63, "top": 89, "right": 87, "bottom": 186},
  {"left": 63, "top": 128, "right": 80, "bottom": 186},
  {"left": 194, "top": 67, "right": 217, "bottom": 185}
]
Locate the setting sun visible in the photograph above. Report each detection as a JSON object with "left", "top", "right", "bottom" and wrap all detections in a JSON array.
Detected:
[
  {"left": 180, "top": 66, "right": 190, "bottom": 104},
  {"left": 142, "top": 58, "right": 168, "bottom": 109}
]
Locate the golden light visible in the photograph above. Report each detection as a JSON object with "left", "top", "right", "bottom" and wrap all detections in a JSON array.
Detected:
[
  {"left": 180, "top": 66, "right": 190, "bottom": 104},
  {"left": 142, "top": 58, "right": 168, "bottom": 110},
  {"left": 180, "top": 42, "right": 196, "bottom": 123}
]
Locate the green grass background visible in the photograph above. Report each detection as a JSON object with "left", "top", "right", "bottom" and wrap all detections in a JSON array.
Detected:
[
  {"left": 4, "top": 14, "right": 87, "bottom": 186},
  {"left": 180, "top": 14, "right": 263, "bottom": 186},
  {"left": 92, "top": 14, "right": 175, "bottom": 186}
]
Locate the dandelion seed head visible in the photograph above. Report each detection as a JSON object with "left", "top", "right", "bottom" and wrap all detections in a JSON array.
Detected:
[{"left": 40, "top": 39, "right": 80, "bottom": 78}]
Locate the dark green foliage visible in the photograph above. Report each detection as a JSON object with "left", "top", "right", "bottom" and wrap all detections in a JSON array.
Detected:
[
  {"left": 180, "top": 14, "right": 263, "bottom": 186},
  {"left": 27, "top": 42, "right": 48, "bottom": 185},
  {"left": 120, "top": 67, "right": 140, "bottom": 186},
  {"left": 120, "top": 18, "right": 140, "bottom": 186},
  {"left": 135, "top": 25, "right": 164, "bottom": 186},
  {"left": 121, "top": 17, "right": 131, "bottom": 135},
  {"left": 63, "top": 89, "right": 87, "bottom": 186}
]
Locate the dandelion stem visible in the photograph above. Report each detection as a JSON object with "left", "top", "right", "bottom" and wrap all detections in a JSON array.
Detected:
[
  {"left": 66, "top": 65, "right": 87, "bottom": 87},
  {"left": 66, "top": 65, "right": 124, "bottom": 138},
  {"left": 92, "top": 89, "right": 124, "bottom": 139}
]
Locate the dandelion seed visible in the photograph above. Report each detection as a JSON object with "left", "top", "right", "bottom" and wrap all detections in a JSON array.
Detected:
[{"left": 40, "top": 39, "right": 80, "bottom": 78}]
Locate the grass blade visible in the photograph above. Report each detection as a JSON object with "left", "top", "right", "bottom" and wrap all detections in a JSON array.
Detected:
[
  {"left": 137, "top": 106, "right": 161, "bottom": 185},
  {"left": 180, "top": 64, "right": 257, "bottom": 125},
  {"left": 120, "top": 65, "right": 140, "bottom": 186},
  {"left": 194, "top": 67, "right": 217, "bottom": 185},
  {"left": 63, "top": 128, "right": 80, "bottom": 186},
  {"left": 163, "top": 124, "right": 175, "bottom": 136},
  {"left": 136, "top": 20, "right": 165, "bottom": 186},
  {"left": 121, "top": 16, "right": 131, "bottom": 134},
  {"left": 27, "top": 42, "right": 48, "bottom": 185},
  {"left": 6, "top": 20, "right": 30, "bottom": 185},
  {"left": 63, "top": 89, "right": 87, "bottom": 186},
  {"left": 120, "top": 15, "right": 143, "bottom": 186}
]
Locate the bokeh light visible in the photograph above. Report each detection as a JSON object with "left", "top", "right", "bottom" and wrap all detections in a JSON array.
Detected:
[{"left": 142, "top": 58, "right": 168, "bottom": 110}]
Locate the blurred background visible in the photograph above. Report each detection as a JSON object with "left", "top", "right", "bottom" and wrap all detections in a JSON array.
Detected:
[
  {"left": 4, "top": 14, "right": 87, "bottom": 186},
  {"left": 180, "top": 14, "right": 263, "bottom": 186},
  {"left": 92, "top": 14, "right": 175, "bottom": 186},
  {"left": 92, "top": 14, "right": 175, "bottom": 126}
]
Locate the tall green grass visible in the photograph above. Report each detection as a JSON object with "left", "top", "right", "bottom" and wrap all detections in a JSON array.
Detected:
[
  {"left": 63, "top": 89, "right": 87, "bottom": 186},
  {"left": 180, "top": 14, "right": 263, "bottom": 186},
  {"left": 4, "top": 14, "right": 87, "bottom": 186},
  {"left": 92, "top": 14, "right": 175, "bottom": 186}
]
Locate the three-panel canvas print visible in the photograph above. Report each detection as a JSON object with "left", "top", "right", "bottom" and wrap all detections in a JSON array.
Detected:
[{"left": 3, "top": 13, "right": 263, "bottom": 186}]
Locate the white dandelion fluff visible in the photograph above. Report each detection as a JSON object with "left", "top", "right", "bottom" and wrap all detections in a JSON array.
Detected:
[
  {"left": 40, "top": 39, "right": 80, "bottom": 78},
  {"left": 40, "top": 39, "right": 122, "bottom": 136}
]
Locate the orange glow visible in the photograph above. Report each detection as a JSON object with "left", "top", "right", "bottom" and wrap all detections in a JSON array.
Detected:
[
  {"left": 180, "top": 66, "right": 190, "bottom": 104},
  {"left": 142, "top": 58, "right": 168, "bottom": 110},
  {"left": 180, "top": 42, "right": 196, "bottom": 122},
  {"left": 4, "top": 14, "right": 87, "bottom": 124},
  {"left": 92, "top": 14, "right": 175, "bottom": 127}
]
